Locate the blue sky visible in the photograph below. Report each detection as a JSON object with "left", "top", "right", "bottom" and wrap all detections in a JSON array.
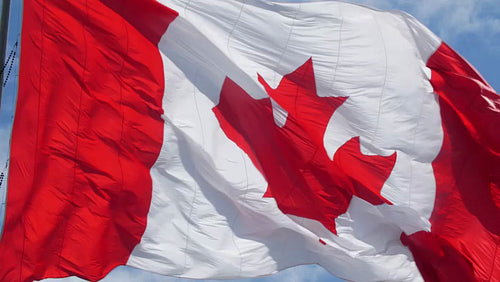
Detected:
[{"left": 0, "top": 0, "right": 498, "bottom": 281}]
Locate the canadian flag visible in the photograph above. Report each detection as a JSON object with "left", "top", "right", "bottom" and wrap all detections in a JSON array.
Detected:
[{"left": 0, "top": 0, "right": 498, "bottom": 281}]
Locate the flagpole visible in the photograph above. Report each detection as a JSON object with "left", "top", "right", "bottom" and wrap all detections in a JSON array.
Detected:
[{"left": 0, "top": 0, "right": 11, "bottom": 112}]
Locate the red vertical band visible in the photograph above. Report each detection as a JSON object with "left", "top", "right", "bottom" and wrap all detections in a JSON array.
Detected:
[
  {"left": 0, "top": 0, "right": 177, "bottom": 281},
  {"left": 403, "top": 43, "right": 500, "bottom": 282}
]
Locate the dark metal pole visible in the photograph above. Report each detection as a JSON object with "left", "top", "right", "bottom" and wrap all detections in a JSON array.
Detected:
[{"left": 0, "top": 0, "right": 11, "bottom": 112}]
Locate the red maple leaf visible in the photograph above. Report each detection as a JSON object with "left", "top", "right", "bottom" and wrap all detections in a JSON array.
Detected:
[{"left": 213, "top": 58, "right": 396, "bottom": 234}]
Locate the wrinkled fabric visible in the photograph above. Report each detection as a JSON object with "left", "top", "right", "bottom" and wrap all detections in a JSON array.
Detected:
[{"left": 1, "top": 1, "right": 498, "bottom": 282}]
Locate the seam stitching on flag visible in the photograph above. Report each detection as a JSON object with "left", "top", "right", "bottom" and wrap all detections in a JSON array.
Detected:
[
  {"left": 183, "top": 181, "right": 198, "bottom": 272},
  {"left": 193, "top": 75, "right": 206, "bottom": 148},
  {"left": 370, "top": 14, "right": 389, "bottom": 147},
  {"left": 57, "top": 0, "right": 89, "bottom": 271},
  {"left": 229, "top": 206, "right": 243, "bottom": 276},
  {"left": 401, "top": 14, "right": 429, "bottom": 212},
  {"left": 273, "top": 3, "right": 301, "bottom": 87},
  {"left": 228, "top": 152, "right": 250, "bottom": 275},
  {"left": 20, "top": 0, "right": 47, "bottom": 279},
  {"left": 212, "top": 1, "right": 256, "bottom": 233},
  {"left": 240, "top": 154, "right": 250, "bottom": 205},
  {"left": 182, "top": 0, "right": 192, "bottom": 17},
  {"left": 271, "top": 63, "right": 310, "bottom": 253},
  {"left": 116, "top": 6, "right": 130, "bottom": 252},
  {"left": 183, "top": 77, "right": 202, "bottom": 272},
  {"left": 407, "top": 89, "right": 426, "bottom": 210},
  {"left": 226, "top": 0, "right": 246, "bottom": 60},
  {"left": 328, "top": 3, "right": 343, "bottom": 91}
]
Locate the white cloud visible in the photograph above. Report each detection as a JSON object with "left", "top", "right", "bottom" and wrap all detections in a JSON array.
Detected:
[
  {"left": 41, "top": 266, "right": 180, "bottom": 282},
  {"left": 40, "top": 264, "right": 336, "bottom": 282},
  {"left": 265, "top": 265, "right": 331, "bottom": 282},
  {"left": 43, "top": 277, "right": 84, "bottom": 282},
  {"left": 350, "top": 0, "right": 500, "bottom": 43},
  {"left": 409, "top": 0, "right": 499, "bottom": 38},
  {"left": 100, "top": 266, "right": 180, "bottom": 282}
]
